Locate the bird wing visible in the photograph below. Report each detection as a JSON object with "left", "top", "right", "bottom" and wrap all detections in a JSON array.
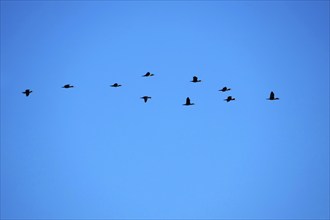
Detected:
[
  {"left": 270, "top": 91, "right": 275, "bottom": 99},
  {"left": 186, "top": 97, "right": 191, "bottom": 105},
  {"left": 193, "top": 76, "right": 197, "bottom": 81}
]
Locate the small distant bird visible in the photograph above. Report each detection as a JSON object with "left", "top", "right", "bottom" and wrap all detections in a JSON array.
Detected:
[
  {"left": 110, "top": 83, "right": 122, "bottom": 87},
  {"left": 183, "top": 97, "right": 194, "bottom": 106},
  {"left": 22, "top": 89, "right": 32, "bottom": 97},
  {"left": 141, "top": 96, "right": 151, "bottom": 103},
  {"left": 142, "top": 72, "right": 154, "bottom": 77},
  {"left": 225, "top": 96, "right": 235, "bottom": 102},
  {"left": 62, "top": 84, "right": 74, "bottom": 88},
  {"left": 219, "top": 87, "right": 231, "bottom": 92},
  {"left": 191, "top": 76, "right": 201, "bottom": 83},
  {"left": 268, "top": 91, "right": 279, "bottom": 100}
]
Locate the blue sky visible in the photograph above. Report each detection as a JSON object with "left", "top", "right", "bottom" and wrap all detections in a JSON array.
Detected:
[{"left": 1, "top": 1, "right": 329, "bottom": 219}]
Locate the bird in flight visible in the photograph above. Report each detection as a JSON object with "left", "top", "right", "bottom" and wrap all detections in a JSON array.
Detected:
[
  {"left": 142, "top": 72, "right": 154, "bottom": 77},
  {"left": 141, "top": 96, "right": 151, "bottom": 103},
  {"left": 219, "top": 86, "right": 231, "bottom": 92},
  {"left": 267, "top": 91, "right": 279, "bottom": 100},
  {"left": 62, "top": 84, "right": 74, "bottom": 88},
  {"left": 183, "top": 97, "right": 194, "bottom": 106},
  {"left": 191, "top": 76, "right": 201, "bottom": 83},
  {"left": 110, "top": 83, "right": 122, "bottom": 87},
  {"left": 22, "top": 89, "right": 32, "bottom": 96},
  {"left": 225, "top": 96, "right": 235, "bottom": 102}
]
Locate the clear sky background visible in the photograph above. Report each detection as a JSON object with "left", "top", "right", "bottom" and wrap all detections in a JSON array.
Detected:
[{"left": 1, "top": 1, "right": 329, "bottom": 219}]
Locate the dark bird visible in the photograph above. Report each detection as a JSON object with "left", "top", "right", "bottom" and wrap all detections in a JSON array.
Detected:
[
  {"left": 183, "top": 97, "right": 194, "bottom": 106},
  {"left": 142, "top": 72, "right": 154, "bottom": 77},
  {"left": 267, "top": 91, "right": 279, "bottom": 100},
  {"left": 141, "top": 96, "right": 151, "bottom": 103},
  {"left": 110, "top": 83, "right": 122, "bottom": 87},
  {"left": 219, "top": 86, "right": 231, "bottom": 92},
  {"left": 22, "top": 89, "right": 32, "bottom": 97},
  {"left": 191, "top": 76, "right": 201, "bottom": 83},
  {"left": 62, "top": 84, "right": 74, "bottom": 88},
  {"left": 225, "top": 96, "right": 235, "bottom": 102}
]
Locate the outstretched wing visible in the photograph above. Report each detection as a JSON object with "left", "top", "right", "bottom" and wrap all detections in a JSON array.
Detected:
[{"left": 270, "top": 91, "right": 275, "bottom": 100}]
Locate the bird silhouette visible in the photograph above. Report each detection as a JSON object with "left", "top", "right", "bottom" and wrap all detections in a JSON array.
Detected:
[
  {"left": 183, "top": 97, "right": 194, "bottom": 105},
  {"left": 22, "top": 89, "right": 32, "bottom": 96},
  {"left": 141, "top": 96, "right": 151, "bottom": 103},
  {"left": 191, "top": 76, "right": 201, "bottom": 83},
  {"left": 219, "top": 86, "right": 231, "bottom": 92},
  {"left": 268, "top": 91, "right": 279, "bottom": 100},
  {"left": 110, "top": 83, "right": 122, "bottom": 87},
  {"left": 225, "top": 96, "right": 235, "bottom": 102},
  {"left": 62, "top": 84, "right": 74, "bottom": 88},
  {"left": 142, "top": 72, "right": 154, "bottom": 77}
]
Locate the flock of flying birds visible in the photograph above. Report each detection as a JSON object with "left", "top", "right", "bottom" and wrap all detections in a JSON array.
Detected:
[{"left": 22, "top": 72, "right": 280, "bottom": 104}]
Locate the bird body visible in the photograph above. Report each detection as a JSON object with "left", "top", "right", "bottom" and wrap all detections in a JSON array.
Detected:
[
  {"left": 141, "top": 96, "right": 151, "bottom": 103},
  {"left": 22, "top": 89, "right": 32, "bottom": 96},
  {"left": 143, "top": 72, "right": 154, "bottom": 77},
  {"left": 225, "top": 96, "right": 235, "bottom": 102},
  {"left": 62, "top": 84, "right": 74, "bottom": 88},
  {"left": 191, "top": 76, "right": 201, "bottom": 83},
  {"left": 219, "top": 86, "right": 231, "bottom": 92},
  {"left": 268, "top": 91, "right": 279, "bottom": 100},
  {"left": 111, "top": 83, "right": 122, "bottom": 87},
  {"left": 183, "top": 97, "right": 194, "bottom": 106}
]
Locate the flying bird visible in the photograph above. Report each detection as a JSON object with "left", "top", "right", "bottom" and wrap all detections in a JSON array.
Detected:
[
  {"left": 62, "top": 84, "right": 74, "bottom": 88},
  {"left": 219, "top": 87, "right": 231, "bottom": 92},
  {"left": 110, "top": 83, "right": 122, "bottom": 87},
  {"left": 225, "top": 96, "right": 235, "bottom": 102},
  {"left": 141, "top": 96, "right": 151, "bottom": 103},
  {"left": 267, "top": 91, "right": 279, "bottom": 100},
  {"left": 183, "top": 97, "right": 194, "bottom": 106},
  {"left": 191, "top": 76, "right": 201, "bottom": 83},
  {"left": 22, "top": 89, "right": 32, "bottom": 97},
  {"left": 142, "top": 72, "right": 154, "bottom": 77}
]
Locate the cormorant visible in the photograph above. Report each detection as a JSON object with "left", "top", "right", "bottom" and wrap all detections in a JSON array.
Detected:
[
  {"left": 183, "top": 97, "right": 194, "bottom": 105},
  {"left": 268, "top": 91, "right": 279, "bottom": 100},
  {"left": 22, "top": 89, "right": 32, "bottom": 97},
  {"left": 141, "top": 96, "right": 151, "bottom": 103},
  {"left": 110, "top": 83, "right": 122, "bottom": 87},
  {"left": 219, "top": 87, "right": 231, "bottom": 92},
  {"left": 225, "top": 96, "right": 235, "bottom": 102},
  {"left": 191, "top": 76, "right": 201, "bottom": 83},
  {"left": 62, "top": 84, "right": 74, "bottom": 88},
  {"left": 142, "top": 72, "right": 154, "bottom": 77}
]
